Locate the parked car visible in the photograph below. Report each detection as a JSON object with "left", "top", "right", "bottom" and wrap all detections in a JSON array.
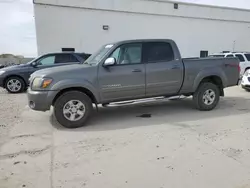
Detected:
[
  {"left": 28, "top": 39, "right": 240, "bottom": 128},
  {"left": 0, "top": 52, "right": 91, "bottom": 93},
  {"left": 241, "top": 69, "right": 250, "bottom": 91},
  {"left": 210, "top": 52, "right": 250, "bottom": 77}
]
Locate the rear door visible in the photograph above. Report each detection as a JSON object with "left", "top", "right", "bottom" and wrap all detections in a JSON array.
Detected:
[
  {"left": 144, "top": 42, "right": 183, "bottom": 96},
  {"left": 98, "top": 43, "right": 146, "bottom": 102}
]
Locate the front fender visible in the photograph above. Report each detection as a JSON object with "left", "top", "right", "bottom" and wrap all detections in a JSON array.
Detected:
[
  {"left": 192, "top": 68, "right": 228, "bottom": 92},
  {"left": 50, "top": 79, "right": 100, "bottom": 102}
]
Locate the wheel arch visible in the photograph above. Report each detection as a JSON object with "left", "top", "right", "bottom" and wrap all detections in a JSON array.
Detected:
[
  {"left": 52, "top": 87, "right": 97, "bottom": 106},
  {"left": 197, "top": 75, "right": 224, "bottom": 96},
  {"left": 3, "top": 75, "right": 27, "bottom": 88},
  {"left": 245, "top": 67, "right": 250, "bottom": 72}
]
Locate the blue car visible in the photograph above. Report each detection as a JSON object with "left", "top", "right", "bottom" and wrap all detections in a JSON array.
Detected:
[{"left": 0, "top": 52, "right": 91, "bottom": 93}]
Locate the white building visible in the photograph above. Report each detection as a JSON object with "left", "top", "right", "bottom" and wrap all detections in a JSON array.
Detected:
[{"left": 34, "top": 0, "right": 250, "bottom": 57}]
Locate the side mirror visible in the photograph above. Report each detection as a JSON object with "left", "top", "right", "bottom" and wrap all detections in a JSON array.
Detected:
[
  {"left": 103, "top": 57, "right": 116, "bottom": 67},
  {"left": 31, "top": 62, "right": 37, "bottom": 67}
]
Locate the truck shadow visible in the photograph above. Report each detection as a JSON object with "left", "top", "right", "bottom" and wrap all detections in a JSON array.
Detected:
[{"left": 50, "top": 96, "right": 250, "bottom": 131}]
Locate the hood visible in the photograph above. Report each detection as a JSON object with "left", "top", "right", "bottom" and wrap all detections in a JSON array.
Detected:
[
  {"left": 0, "top": 64, "right": 30, "bottom": 71},
  {"left": 31, "top": 64, "right": 91, "bottom": 78}
]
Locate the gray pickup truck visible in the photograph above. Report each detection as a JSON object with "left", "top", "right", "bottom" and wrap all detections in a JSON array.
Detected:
[{"left": 27, "top": 39, "right": 239, "bottom": 128}]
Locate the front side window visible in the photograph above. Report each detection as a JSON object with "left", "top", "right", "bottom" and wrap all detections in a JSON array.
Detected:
[
  {"left": 38, "top": 55, "right": 56, "bottom": 66},
  {"left": 235, "top": 54, "right": 245, "bottom": 62},
  {"left": 109, "top": 43, "right": 142, "bottom": 65},
  {"left": 144, "top": 42, "right": 174, "bottom": 63}
]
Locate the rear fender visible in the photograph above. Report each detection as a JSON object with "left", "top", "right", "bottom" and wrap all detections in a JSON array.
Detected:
[{"left": 192, "top": 69, "right": 227, "bottom": 92}]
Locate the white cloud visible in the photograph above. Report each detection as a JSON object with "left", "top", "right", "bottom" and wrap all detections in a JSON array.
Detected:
[{"left": 0, "top": 0, "right": 249, "bottom": 57}]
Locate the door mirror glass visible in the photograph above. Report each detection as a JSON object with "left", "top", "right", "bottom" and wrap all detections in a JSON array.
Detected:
[
  {"left": 31, "top": 62, "right": 37, "bottom": 67},
  {"left": 104, "top": 57, "right": 116, "bottom": 66}
]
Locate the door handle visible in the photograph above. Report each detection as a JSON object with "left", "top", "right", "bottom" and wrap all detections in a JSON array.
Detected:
[
  {"left": 172, "top": 65, "right": 181, "bottom": 70},
  {"left": 132, "top": 69, "right": 142, "bottom": 73}
]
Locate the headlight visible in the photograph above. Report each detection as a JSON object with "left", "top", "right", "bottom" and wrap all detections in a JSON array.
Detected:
[
  {"left": 0, "top": 70, "right": 5, "bottom": 75},
  {"left": 32, "top": 77, "right": 53, "bottom": 89}
]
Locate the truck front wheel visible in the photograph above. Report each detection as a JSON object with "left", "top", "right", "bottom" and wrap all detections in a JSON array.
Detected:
[
  {"left": 54, "top": 91, "right": 93, "bottom": 128},
  {"left": 193, "top": 82, "right": 220, "bottom": 111}
]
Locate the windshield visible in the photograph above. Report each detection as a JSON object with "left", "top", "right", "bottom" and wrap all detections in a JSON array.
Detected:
[
  {"left": 26, "top": 55, "right": 42, "bottom": 64},
  {"left": 84, "top": 44, "right": 114, "bottom": 65}
]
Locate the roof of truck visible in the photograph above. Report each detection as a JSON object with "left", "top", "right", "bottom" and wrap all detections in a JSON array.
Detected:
[{"left": 116, "top": 39, "right": 175, "bottom": 43}]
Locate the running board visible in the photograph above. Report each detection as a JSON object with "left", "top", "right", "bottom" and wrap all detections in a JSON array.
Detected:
[{"left": 108, "top": 96, "right": 182, "bottom": 106}]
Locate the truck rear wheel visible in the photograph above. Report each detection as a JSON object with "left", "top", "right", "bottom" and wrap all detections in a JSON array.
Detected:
[
  {"left": 193, "top": 82, "right": 220, "bottom": 111},
  {"left": 54, "top": 91, "right": 93, "bottom": 128}
]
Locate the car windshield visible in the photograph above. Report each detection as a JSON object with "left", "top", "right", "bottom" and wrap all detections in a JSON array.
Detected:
[
  {"left": 84, "top": 44, "right": 114, "bottom": 65},
  {"left": 26, "top": 55, "right": 43, "bottom": 64}
]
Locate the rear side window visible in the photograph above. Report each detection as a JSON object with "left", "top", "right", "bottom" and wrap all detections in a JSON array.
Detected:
[
  {"left": 235, "top": 54, "right": 245, "bottom": 62},
  {"left": 144, "top": 42, "right": 174, "bottom": 63},
  {"left": 244, "top": 54, "right": 250, "bottom": 61},
  {"left": 55, "top": 54, "right": 79, "bottom": 64},
  {"left": 226, "top": 55, "right": 234, "bottom": 57}
]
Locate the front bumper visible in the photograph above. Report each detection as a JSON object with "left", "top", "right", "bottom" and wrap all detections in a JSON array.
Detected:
[
  {"left": 27, "top": 88, "right": 57, "bottom": 111},
  {"left": 241, "top": 76, "right": 250, "bottom": 89}
]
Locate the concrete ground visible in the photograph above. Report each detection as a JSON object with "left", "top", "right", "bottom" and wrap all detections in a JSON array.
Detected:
[{"left": 1, "top": 86, "right": 250, "bottom": 188}]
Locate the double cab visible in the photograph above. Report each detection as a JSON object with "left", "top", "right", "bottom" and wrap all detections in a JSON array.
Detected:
[{"left": 28, "top": 39, "right": 240, "bottom": 128}]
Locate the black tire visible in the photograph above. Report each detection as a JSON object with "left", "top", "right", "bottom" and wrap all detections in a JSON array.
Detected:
[
  {"left": 5, "top": 76, "right": 25, "bottom": 93},
  {"left": 193, "top": 82, "right": 220, "bottom": 111},
  {"left": 54, "top": 91, "right": 93, "bottom": 129}
]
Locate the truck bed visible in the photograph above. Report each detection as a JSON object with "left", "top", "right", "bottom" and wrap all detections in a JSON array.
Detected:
[{"left": 180, "top": 57, "right": 239, "bottom": 94}]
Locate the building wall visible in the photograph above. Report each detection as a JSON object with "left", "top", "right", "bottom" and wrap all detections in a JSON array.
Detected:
[{"left": 34, "top": 0, "right": 250, "bottom": 57}]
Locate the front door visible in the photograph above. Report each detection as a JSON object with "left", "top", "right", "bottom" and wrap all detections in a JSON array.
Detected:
[
  {"left": 32, "top": 54, "right": 57, "bottom": 72},
  {"left": 144, "top": 42, "right": 183, "bottom": 97},
  {"left": 98, "top": 43, "right": 146, "bottom": 102}
]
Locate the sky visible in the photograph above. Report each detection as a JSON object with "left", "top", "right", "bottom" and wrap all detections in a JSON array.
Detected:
[{"left": 0, "top": 0, "right": 250, "bottom": 57}]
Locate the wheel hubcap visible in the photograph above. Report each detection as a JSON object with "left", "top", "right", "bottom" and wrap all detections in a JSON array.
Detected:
[
  {"left": 7, "top": 79, "right": 22, "bottom": 92},
  {"left": 202, "top": 89, "right": 216, "bottom": 105},
  {"left": 63, "top": 100, "right": 86, "bottom": 121}
]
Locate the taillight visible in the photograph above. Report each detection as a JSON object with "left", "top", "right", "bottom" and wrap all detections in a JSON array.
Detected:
[{"left": 238, "top": 64, "right": 241, "bottom": 72}]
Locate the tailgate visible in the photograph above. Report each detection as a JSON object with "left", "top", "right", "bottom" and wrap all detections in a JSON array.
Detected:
[{"left": 223, "top": 58, "right": 240, "bottom": 86}]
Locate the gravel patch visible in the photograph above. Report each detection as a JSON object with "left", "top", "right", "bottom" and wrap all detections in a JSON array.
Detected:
[{"left": 0, "top": 88, "right": 27, "bottom": 146}]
